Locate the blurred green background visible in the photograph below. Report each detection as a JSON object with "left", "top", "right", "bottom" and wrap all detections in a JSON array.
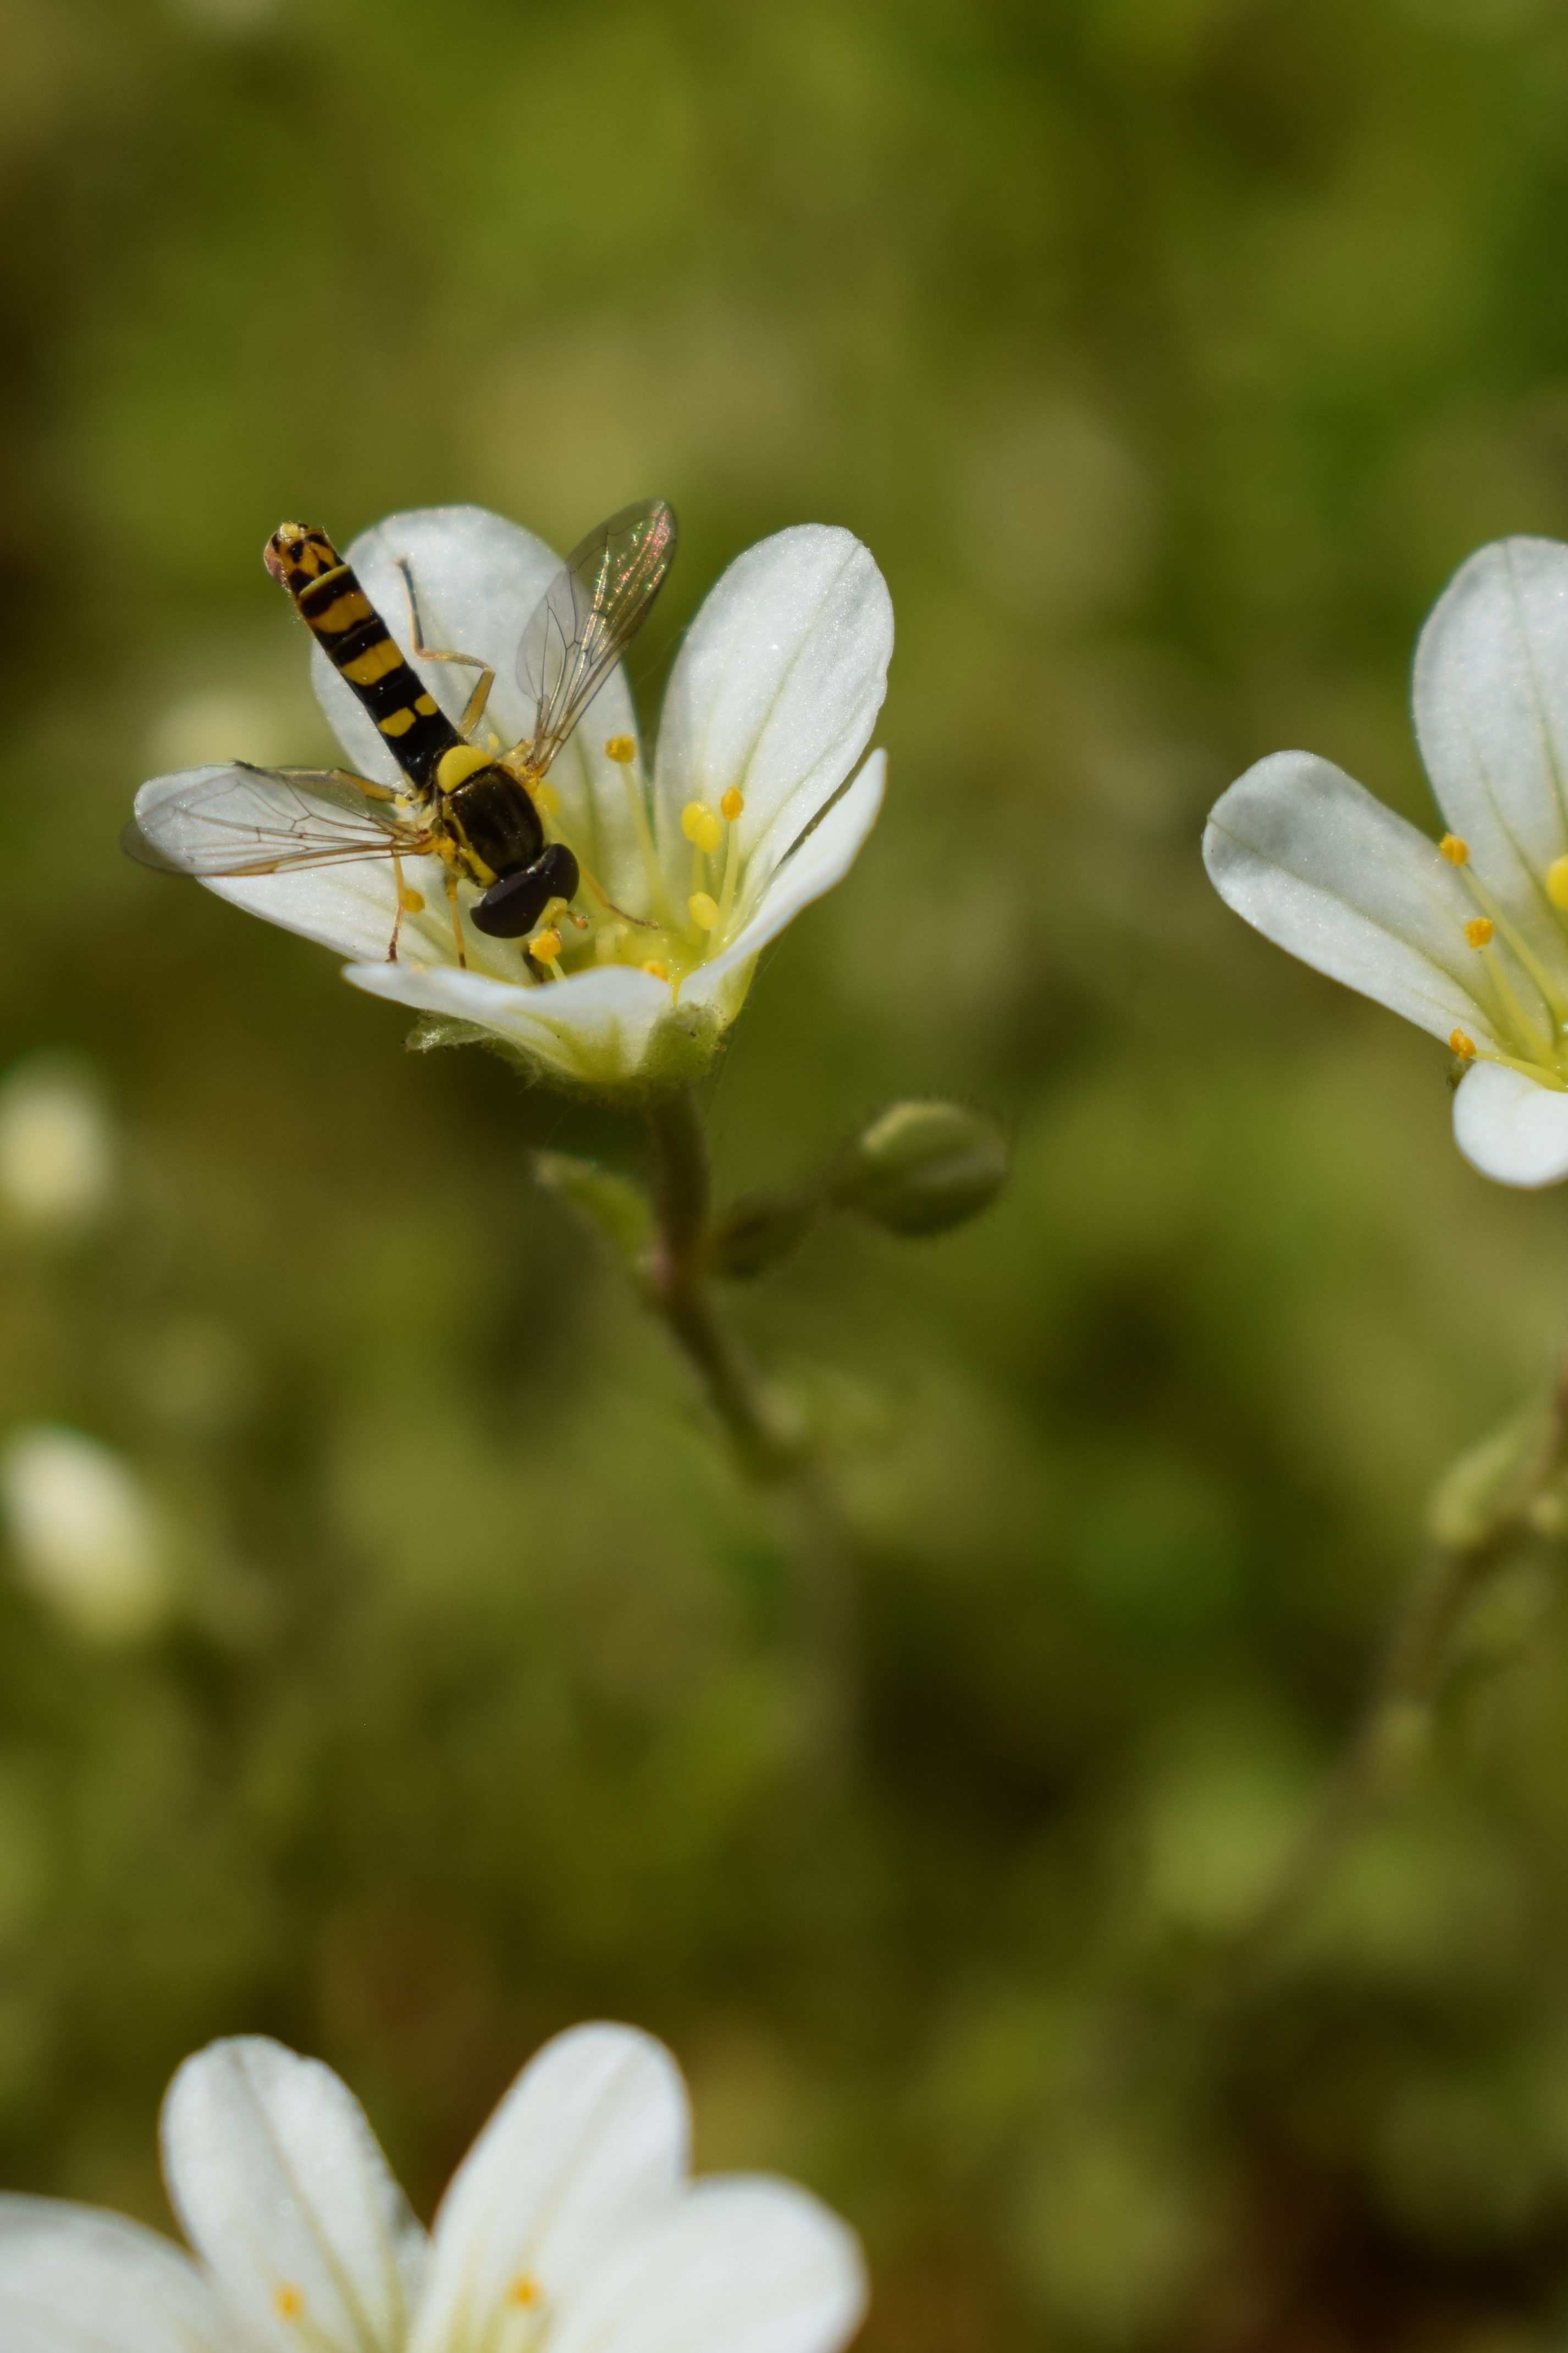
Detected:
[{"left": 8, "top": 1, "right": 1568, "bottom": 2348}]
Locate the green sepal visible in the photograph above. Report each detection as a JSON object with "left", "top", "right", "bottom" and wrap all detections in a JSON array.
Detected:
[
  {"left": 831, "top": 1100, "right": 1008, "bottom": 1237},
  {"left": 534, "top": 1151, "right": 654, "bottom": 1273},
  {"left": 404, "top": 1001, "right": 725, "bottom": 1109},
  {"left": 707, "top": 1189, "right": 822, "bottom": 1280}
]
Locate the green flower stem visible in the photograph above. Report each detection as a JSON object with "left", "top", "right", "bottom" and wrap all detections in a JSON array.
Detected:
[
  {"left": 641, "top": 1087, "right": 855, "bottom": 1770},
  {"left": 1233, "top": 1352, "right": 1568, "bottom": 1978},
  {"left": 642, "top": 1088, "right": 804, "bottom": 1483}
]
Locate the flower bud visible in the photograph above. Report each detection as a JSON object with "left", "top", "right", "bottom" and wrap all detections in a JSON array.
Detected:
[
  {"left": 0, "top": 1054, "right": 116, "bottom": 1239},
  {"left": 1, "top": 1426, "right": 169, "bottom": 1642},
  {"left": 833, "top": 1101, "right": 1007, "bottom": 1237}
]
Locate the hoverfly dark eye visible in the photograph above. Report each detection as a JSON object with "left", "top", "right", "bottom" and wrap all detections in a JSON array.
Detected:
[{"left": 472, "top": 845, "right": 580, "bottom": 939}]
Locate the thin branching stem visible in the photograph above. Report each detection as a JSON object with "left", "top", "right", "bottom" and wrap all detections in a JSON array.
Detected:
[
  {"left": 1230, "top": 1351, "right": 1568, "bottom": 1980},
  {"left": 642, "top": 1086, "right": 856, "bottom": 1769}
]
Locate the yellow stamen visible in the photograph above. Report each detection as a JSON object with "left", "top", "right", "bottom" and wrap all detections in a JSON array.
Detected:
[
  {"left": 531, "top": 929, "right": 562, "bottom": 962},
  {"left": 274, "top": 2286, "right": 305, "bottom": 2321},
  {"left": 642, "top": 960, "right": 670, "bottom": 980},
  {"left": 1465, "top": 918, "right": 1494, "bottom": 949},
  {"left": 509, "top": 2275, "right": 542, "bottom": 2308},
  {"left": 682, "top": 801, "right": 723, "bottom": 854},
  {"left": 1549, "top": 855, "right": 1568, "bottom": 910},
  {"left": 721, "top": 786, "right": 745, "bottom": 821},
  {"left": 614, "top": 767, "right": 673, "bottom": 925},
  {"left": 1450, "top": 1029, "right": 1476, "bottom": 1059},
  {"left": 604, "top": 735, "right": 637, "bottom": 765},
  {"left": 1440, "top": 834, "right": 1470, "bottom": 866},
  {"left": 689, "top": 891, "right": 719, "bottom": 930},
  {"left": 400, "top": 886, "right": 424, "bottom": 915}
]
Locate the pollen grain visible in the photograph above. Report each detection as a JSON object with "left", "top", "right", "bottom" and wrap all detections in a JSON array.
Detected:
[{"left": 1464, "top": 917, "right": 1495, "bottom": 949}]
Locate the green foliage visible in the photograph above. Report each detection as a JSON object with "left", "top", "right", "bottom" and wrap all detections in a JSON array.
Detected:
[{"left": 4, "top": 4, "right": 1568, "bottom": 2351}]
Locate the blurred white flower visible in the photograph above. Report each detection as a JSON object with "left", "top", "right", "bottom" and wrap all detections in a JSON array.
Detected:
[
  {"left": 0, "top": 2021, "right": 867, "bottom": 2353},
  {"left": 0, "top": 1055, "right": 115, "bottom": 1237},
  {"left": 1206, "top": 536, "right": 1568, "bottom": 1188},
  {"left": 0, "top": 1425, "right": 168, "bottom": 1642},
  {"left": 138, "top": 508, "right": 893, "bottom": 1093}
]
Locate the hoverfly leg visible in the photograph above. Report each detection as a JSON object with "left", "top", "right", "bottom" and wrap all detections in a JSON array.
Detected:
[
  {"left": 444, "top": 867, "right": 468, "bottom": 969},
  {"left": 395, "top": 557, "right": 496, "bottom": 742},
  {"left": 578, "top": 862, "right": 657, "bottom": 929},
  {"left": 388, "top": 851, "right": 409, "bottom": 963}
]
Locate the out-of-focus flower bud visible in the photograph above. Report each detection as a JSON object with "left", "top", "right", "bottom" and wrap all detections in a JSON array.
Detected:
[
  {"left": 0, "top": 1055, "right": 116, "bottom": 1239},
  {"left": 832, "top": 1101, "right": 1008, "bottom": 1237},
  {"left": 1, "top": 1426, "right": 170, "bottom": 1643}
]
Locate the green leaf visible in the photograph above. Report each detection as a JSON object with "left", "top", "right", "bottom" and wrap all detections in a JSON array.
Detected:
[{"left": 534, "top": 1151, "right": 654, "bottom": 1270}]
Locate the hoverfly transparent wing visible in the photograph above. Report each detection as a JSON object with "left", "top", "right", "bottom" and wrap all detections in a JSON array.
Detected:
[
  {"left": 123, "top": 764, "right": 424, "bottom": 878},
  {"left": 514, "top": 499, "right": 677, "bottom": 775}
]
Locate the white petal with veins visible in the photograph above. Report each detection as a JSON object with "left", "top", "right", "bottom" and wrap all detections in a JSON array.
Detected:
[
  {"left": 1452, "top": 1059, "right": 1568, "bottom": 1187},
  {"left": 1204, "top": 750, "right": 1497, "bottom": 1044},
  {"left": 0, "top": 2196, "right": 232, "bottom": 2353},
  {"left": 1415, "top": 536, "right": 1568, "bottom": 966},
  {"left": 162, "top": 2036, "right": 425, "bottom": 2353},
  {"left": 412, "top": 2024, "right": 687, "bottom": 2353}
]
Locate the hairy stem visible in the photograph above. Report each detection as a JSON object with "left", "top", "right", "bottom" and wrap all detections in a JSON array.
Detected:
[
  {"left": 642, "top": 1087, "right": 855, "bottom": 1767},
  {"left": 1233, "top": 1353, "right": 1568, "bottom": 1977}
]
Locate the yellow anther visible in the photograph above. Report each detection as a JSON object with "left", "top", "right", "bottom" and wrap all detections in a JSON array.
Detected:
[
  {"left": 1465, "top": 918, "right": 1495, "bottom": 948},
  {"left": 720, "top": 786, "right": 744, "bottom": 822},
  {"left": 641, "top": 959, "right": 670, "bottom": 980},
  {"left": 688, "top": 891, "right": 720, "bottom": 930},
  {"left": 509, "top": 2275, "right": 543, "bottom": 2308},
  {"left": 1439, "top": 834, "right": 1470, "bottom": 866},
  {"left": 531, "top": 781, "right": 560, "bottom": 818},
  {"left": 1450, "top": 1029, "right": 1477, "bottom": 1059},
  {"left": 531, "top": 929, "right": 562, "bottom": 962},
  {"left": 1549, "top": 856, "right": 1568, "bottom": 909},
  {"left": 274, "top": 2285, "right": 305, "bottom": 2321},
  {"left": 681, "top": 801, "right": 723, "bottom": 853},
  {"left": 604, "top": 735, "right": 637, "bottom": 765},
  {"left": 399, "top": 886, "right": 424, "bottom": 915}
]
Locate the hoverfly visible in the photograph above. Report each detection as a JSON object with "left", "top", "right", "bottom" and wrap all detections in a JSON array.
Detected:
[{"left": 124, "top": 499, "right": 677, "bottom": 967}]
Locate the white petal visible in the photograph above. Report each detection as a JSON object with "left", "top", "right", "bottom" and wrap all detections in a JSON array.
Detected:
[
  {"left": 1452, "top": 1059, "right": 1568, "bottom": 1187},
  {"left": 161, "top": 2036, "right": 424, "bottom": 2353},
  {"left": 1203, "top": 750, "right": 1499, "bottom": 1044},
  {"left": 202, "top": 856, "right": 533, "bottom": 984},
  {"left": 345, "top": 957, "right": 675, "bottom": 1087},
  {"left": 548, "top": 2178, "right": 866, "bottom": 2353},
  {"left": 313, "top": 508, "right": 646, "bottom": 905},
  {"left": 653, "top": 526, "right": 892, "bottom": 879},
  {"left": 683, "top": 752, "right": 886, "bottom": 1010},
  {"left": 412, "top": 2024, "right": 687, "bottom": 2353},
  {"left": 0, "top": 2195, "right": 231, "bottom": 2353},
  {"left": 1415, "top": 536, "right": 1568, "bottom": 958}
]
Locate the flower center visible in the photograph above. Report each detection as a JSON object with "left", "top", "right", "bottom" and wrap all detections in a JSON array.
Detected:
[
  {"left": 512, "top": 749, "right": 749, "bottom": 992},
  {"left": 1440, "top": 833, "right": 1568, "bottom": 1089}
]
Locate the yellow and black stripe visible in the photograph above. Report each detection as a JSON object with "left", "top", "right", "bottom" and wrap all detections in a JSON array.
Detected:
[{"left": 264, "top": 522, "right": 461, "bottom": 795}]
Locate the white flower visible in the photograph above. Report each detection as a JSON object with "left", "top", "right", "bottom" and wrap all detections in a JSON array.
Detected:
[
  {"left": 0, "top": 2021, "right": 867, "bottom": 2353},
  {"left": 1, "top": 1424, "right": 168, "bottom": 1642},
  {"left": 1205, "top": 536, "right": 1568, "bottom": 1188},
  {"left": 153, "top": 508, "right": 892, "bottom": 1094}
]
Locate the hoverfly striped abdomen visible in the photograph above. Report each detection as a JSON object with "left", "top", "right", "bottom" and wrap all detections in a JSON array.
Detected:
[{"left": 264, "top": 522, "right": 462, "bottom": 795}]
